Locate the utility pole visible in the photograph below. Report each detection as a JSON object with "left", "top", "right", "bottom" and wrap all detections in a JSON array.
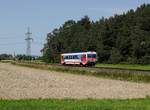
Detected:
[{"left": 25, "top": 27, "right": 33, "bottom": 56}]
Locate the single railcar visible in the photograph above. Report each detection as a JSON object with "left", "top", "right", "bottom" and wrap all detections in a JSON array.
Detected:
[{"left": 61, "top": 51, "right": 97, "bottom": 66}]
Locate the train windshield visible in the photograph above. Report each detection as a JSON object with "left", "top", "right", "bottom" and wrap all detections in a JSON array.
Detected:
[{"left": 87, "top": 54, "right": 96, "bottom": 58}]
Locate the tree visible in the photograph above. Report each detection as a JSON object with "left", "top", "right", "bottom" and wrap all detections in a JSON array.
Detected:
[{"left": 42, "top": 4, "right": 150, "bottom": 64}]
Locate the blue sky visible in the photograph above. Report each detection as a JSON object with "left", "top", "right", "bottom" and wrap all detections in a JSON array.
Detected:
[{"left": 0, "top": 0, "right": 150, "bottom": 56}]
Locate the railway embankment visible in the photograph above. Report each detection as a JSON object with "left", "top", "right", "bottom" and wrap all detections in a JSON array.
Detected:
[{"left": 9, "top": 61, "right": 150, "bottom": 83}]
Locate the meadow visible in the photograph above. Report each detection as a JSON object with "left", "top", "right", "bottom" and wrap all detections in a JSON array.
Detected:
[{"left": 0, "top": 98, "right": 150, "bottom": 110}]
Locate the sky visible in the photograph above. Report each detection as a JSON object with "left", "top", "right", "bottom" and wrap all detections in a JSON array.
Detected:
[{"left": 0, "top": 0, "right": 150, "bottom": 56}]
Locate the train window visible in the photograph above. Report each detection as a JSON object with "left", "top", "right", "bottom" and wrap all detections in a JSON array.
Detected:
[
  {"left": 64, "top": 56, "right": 67, "bottom": 59},
  {"left": 88, "top": 54, "right": 92, "bottom": 58},
  {"left": 64, "top": 55, "right": 80, "bottom": 59},
  {"left": 73, "top": 55, "right": 79, "bottom": 59},
  {"left": 65, "top": 56, "right": 69, "bottom": 59},
  {"left": 88, "top": 54, "right": 96, "bottom": 58},
  {"left": 69, "top": 56, "right": 72, "bottom": 59},
  {"left": 92, "top": 54, "right": 96, "bottom": 58}
]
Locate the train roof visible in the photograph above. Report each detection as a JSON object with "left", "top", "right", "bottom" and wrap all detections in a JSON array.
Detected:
[{"left": 61, "top": 51, "right": 96, "bottom": 56}]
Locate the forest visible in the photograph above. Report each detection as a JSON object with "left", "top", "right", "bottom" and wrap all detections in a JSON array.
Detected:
[{"left": 42, "top": 4, "right": 150, "bottom": 64}]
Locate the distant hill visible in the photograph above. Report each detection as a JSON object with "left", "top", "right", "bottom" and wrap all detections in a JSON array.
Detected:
[{"left": 42, "top": 4, "right": 150, "bottom": 64}]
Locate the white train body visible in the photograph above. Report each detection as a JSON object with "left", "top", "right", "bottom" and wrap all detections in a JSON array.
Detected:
[{"left": 61, "top": 51, "right": 97, "bottom": 66}]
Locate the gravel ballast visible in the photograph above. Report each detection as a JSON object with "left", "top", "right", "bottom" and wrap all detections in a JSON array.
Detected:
[{"left": 0, "top": 63, "right": 150, "bottom": 99}]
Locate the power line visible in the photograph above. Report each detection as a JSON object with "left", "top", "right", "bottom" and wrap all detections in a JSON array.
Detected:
[
  {"left": 0, "top": 42, "right": 25, "bottom": 46},
  {"left": 0, "top": 36, "right": 23, "bottom": 39},
  {"left": 0, "top": 41, "right": 43, "bottom": 46},
  {"left": 33, "top": 41, "right": 43, "bottom": 45}
]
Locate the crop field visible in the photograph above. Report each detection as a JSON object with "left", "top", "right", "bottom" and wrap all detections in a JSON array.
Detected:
[
  {"left": 1, "top": 62, "right": 150, "bottom": 109},
  {"left": 1, "top": 62, "right": 150, "bottom": 99}
]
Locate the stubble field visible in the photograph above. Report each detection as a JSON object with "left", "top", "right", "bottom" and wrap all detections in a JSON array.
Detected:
[{"left": 0, "top": 63, "right": 150, "bottom": 99}]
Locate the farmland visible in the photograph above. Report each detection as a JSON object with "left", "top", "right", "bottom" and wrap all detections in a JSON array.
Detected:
[
  {"left": 1, "top": 62, "right": 150, "bottom": 99},
  {"left": 1, "top": 62, "right": 150, "bottom": 109}
]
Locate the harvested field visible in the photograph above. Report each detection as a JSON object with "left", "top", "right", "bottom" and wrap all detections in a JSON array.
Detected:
[{"left": 0, "top": 63, "right": 150, "bottom": 99}]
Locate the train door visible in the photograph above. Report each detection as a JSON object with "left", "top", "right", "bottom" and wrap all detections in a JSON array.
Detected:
[{"left": 81, "top": 54, "right": 86, "bottom": 65}]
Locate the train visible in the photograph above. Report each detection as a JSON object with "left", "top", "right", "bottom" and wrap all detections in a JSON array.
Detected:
[{"left": 61, "top": 51, "right": 97, "bottom": 66}]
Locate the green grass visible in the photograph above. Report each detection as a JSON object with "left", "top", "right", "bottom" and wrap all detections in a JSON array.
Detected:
[
  {"left": 0, "top": 98, "right": 150, "bottom": 110},
  {"left": 96, "top": 64, "right": 150, "bottom": 71}
]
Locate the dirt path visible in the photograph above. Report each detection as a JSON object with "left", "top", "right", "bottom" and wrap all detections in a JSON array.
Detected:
[{"left": 0, "top": 63, "right": 150, "bottom": 99}]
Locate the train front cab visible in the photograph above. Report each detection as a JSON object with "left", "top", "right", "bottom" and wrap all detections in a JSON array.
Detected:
[
  {"left": 87, "top": 53, "right": 97, "bottom": 66},
  {"left": 81, "top": 52, "right": 97, "bottom": 66}
]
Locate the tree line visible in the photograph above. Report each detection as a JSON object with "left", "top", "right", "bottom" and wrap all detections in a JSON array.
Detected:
[
  {"left": 42, "top": 4, "right": 150, "bottom": 64},
  {"left": 0, "top": 54, "right": 40, "bottom": 61},
  {"left": 0, "top": 54, "right": 13, "bottom": 60}
]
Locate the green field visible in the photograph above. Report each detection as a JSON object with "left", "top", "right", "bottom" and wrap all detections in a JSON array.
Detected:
[
  {"left": 96, "top": 64, "right": 150, "bottom": 71},
  {"left": 0, "top": 98, "right": 150, "bottom": 110}
]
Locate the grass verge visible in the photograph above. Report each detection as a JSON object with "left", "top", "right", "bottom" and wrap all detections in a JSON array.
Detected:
[
  {"left": 11, "top": 61, "right": 150, "bottom": 83},
  {"left": 96, "top": 63, "right": 150, "bottom": 71},
  {"left": 0, "top": 98, "right": 150, "bottom": 110}
]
